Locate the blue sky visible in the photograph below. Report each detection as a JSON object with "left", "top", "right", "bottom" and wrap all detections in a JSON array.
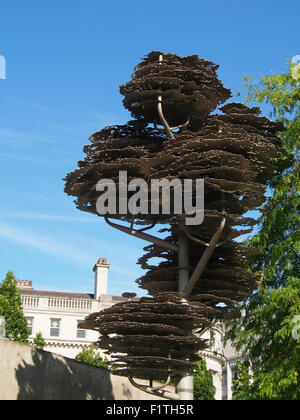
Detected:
[{"left": 0, "top": 0, "right": 299, "bottom": 296}]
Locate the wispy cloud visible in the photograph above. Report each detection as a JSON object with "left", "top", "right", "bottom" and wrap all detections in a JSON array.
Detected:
[
  {"left": 110, "top": 266, "right": 141, "bottom": 277},
  {"left": 0, "top": 150, "right": 76, "bottom": 165},
  {"left": 8, "top": 98, "right": 48, "bottom": 111},
  {"left": 50, "top": 123, "right": 91, "bottom": 137},
  {"left": 1, "top": 211, "right": 100, "bottom": 223},
  {"left": 0, "top": 128, "right": 51, "bottom": 145},
  {"left": 89, "top": 112, "right": 127, "bottom": 127},
  {"left": 0, "top": 151, "right": 43, "bottom": 164},
  {"left": 50, "top": 112, "right": 127, "bottom": 138},
  {"left": 0, "top": 188, "right": 65, "bottom": 204},
  {"left": 0, "top": 221, "right": 139, "bottom": 277},
  {"left": 0, "top": 222, "right": 95, "bottom": 265},
  {"left": 0, "top": 127, "right": 81, "bottom": 155}
]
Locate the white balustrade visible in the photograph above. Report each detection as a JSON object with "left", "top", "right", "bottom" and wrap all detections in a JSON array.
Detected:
[
  {"left": 22, "top": 295, "right": 92, "bottom": 312},
  {"left": 48, "top": 297, "right": 92, "bottom": 312},
  {"left": 21, "top": 296, "right": 40, "bottom": 308}
]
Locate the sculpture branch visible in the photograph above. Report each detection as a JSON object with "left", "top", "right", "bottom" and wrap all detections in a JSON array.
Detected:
[
  {"left": 216, "top": 231, "right": 235, "bottom": 247},
  {"left": 157, "top": 54, "right": 175, "bottom": 140},
  {"left": 104, "top": 215, "right": 178, "bottom": 252},
  {"left": 137, "top": 220, "right": 157, "bottom": 232},
  {"left": 154, "top": 115, "right": 190, "bottom": 133},
  {"left": 183, "top": 224, "right": 210, "bottom": 247},
  {"left": 128, "top": 376, "right": 180, "bottom": 400},
  {"left": 151, "top": 375, "right": 171, "bottom": 391},
  {"left": 170, "top": 116, "right": 190, "bottom": 130},
  {"left": 184, "top": 214, "right": 227, "bottom": 297},
  {"left": 157, "top": 95, "right": 175, "bottom": 140}
]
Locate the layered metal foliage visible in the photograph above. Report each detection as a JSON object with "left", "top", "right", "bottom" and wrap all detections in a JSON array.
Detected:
[{"left": 65, "top": 52, "right": 287, "bottom": 381}]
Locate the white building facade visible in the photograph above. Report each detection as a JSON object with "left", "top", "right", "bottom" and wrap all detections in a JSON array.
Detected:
[
  {"left": 18, "top": 258, "right": 236, "bottom": 399},
  {"left": 18, "top": 258, "right": 128, "bottom": 359}
]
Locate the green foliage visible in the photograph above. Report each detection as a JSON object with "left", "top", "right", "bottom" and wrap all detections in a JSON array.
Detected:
[
  {"left": 230, "top": 279, "right": 300, "bottom": 400},
  {"left": 0, "top": 271, "right": 29, "bottom": 342},
  {"left": 33, "top": 332, "right": 46, "bottom": 350},
  {"left": 232, "top": 360, "right": 253, "bottom": 400},
  {"left": 228, "top": 61, "right": 300, "bottom": 400},
  {"left": 244, "top": 62, "right": 299, "bottom": 290},
  {"left": 75, "top": 345, "right": 109, "bottom": 369},
  {"left": 193, "top": 358, "right": 215, "bottom": 400}
]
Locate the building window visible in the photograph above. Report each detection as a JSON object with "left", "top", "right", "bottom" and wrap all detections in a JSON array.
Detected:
[
  {"left": 50, "top": 319, "right": 60, "bottom": 337},
  {"left": 26, "top": 317, "right": 34, "bottom": 336},
  {"left": 77, "top": 321, "right": 86, "bottom": 339}
]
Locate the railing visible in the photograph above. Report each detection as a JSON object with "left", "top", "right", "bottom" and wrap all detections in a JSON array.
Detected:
[
  {"left": 48, "top": 298, "right": 92, "bottom": 312},
  {"left": 21, "top": 296, "right": 92, "bottom": 312},
  {"left": 22, "top": 296, "right": 40, "bottom": 308}
]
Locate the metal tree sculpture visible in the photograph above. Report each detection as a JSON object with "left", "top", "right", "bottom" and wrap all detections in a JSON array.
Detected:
[{"left": 65, "top": 52, "right": 288, "bottom": 400}]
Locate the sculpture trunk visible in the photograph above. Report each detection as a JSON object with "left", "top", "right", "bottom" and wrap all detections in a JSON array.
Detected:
[{"left": 177, "top": 220, "right": 194, "bottom": 400}]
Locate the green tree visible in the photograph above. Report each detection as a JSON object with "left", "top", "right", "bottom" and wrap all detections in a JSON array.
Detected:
[
  {"left": 0, "top": 271, "right": 29, "bottom": 342},
  {"left": 228, "top": 61, "right": 300, "bottom": 400},
  {"left": 75, "top": 345, "right": 109, "bottom": 368},
  {"left": 232, "top": 360, "right": 254, "bottom": 400},
  {"left": 33, "top": 332, "right": 46, "bottom": 350},
  {"left": 193, "top": 359, "right": 215, "bottom": 400}
]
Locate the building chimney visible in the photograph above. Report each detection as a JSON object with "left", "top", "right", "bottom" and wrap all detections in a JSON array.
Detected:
[
  {"left": 93, "top": 258, "right": 110, "bottom": 299},
  {"left": 16, "top": 280, "right": 33, "bottom": 290}
]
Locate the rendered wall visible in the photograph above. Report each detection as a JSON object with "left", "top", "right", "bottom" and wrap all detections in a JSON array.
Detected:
[{"left": 0, "top": 339, "right": 166, "bottom": 400}]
